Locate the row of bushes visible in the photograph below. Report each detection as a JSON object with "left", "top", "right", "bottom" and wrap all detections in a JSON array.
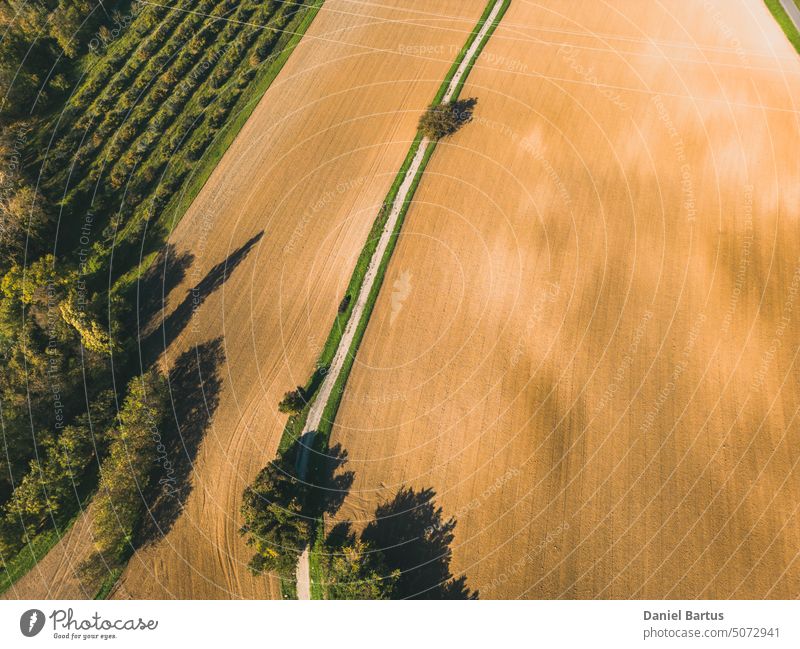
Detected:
[{"left": 50, "top": 0, "right": 296, "bottom": 252}]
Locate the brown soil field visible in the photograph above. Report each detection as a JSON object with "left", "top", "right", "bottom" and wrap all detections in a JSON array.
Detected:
[
  {"left": 328, "top": 0, "right": 800, "bottom": 598},
  {"left": 4, "top": 1, "right": 486, "bottom": 599},
  {"left": 1, "top": 506, "right": 99, "bottom": 599}
]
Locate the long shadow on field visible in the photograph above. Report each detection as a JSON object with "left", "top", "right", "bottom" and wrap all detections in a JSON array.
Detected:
[
  {"left": 360, "top": 487, "right": 477, "bottom": 599},
  {"left": 448, "top": 97, "right": 477, "bottom": 133},
  {"left": 138, "top": 337, "right": 226, "bottom": 545},
  {"left": 136, "top": 243, "right": 195, "bottom": 338},
  {"left": 142, "top": 231, "right": 263, "bottom": 363}
]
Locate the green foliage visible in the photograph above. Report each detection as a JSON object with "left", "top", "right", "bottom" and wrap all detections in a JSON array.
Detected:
[
  {"left": 278, "top": 388, "right": 306, "bottom": 415},
  {"left": 0, "top": 126, "right": 51, "bottom": 264},
  {"left": 0, "top": 0, "right": 124, "bottom": 117},
  {"left": 0, "top": 517, "right": 74, "bottom": 595},
  {"left": 240, "top": 450, "right": 310, "bottom": 577},
  {"left": 0, "top": 391, "right": 114, "bottom": 556},
  {"left": 324, "top": 538, "right": 399, "bottom": 599},
  {"left": 0, "top": 0, "right": 323, "bottom": 588},
  {"left": 417, "top": 98, "right": 477, "bottom": 140},
  {"left": 91, "top": 371, "right": 167, "bottom": 560},
  {"left": 59, "top": 291, "right": 115, "bottom": 355}
]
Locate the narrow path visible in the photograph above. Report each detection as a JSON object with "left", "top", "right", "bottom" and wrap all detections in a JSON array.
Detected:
[
  {"left": 779, "top": 0, "right": 800, "bottom": 34},
  {"left": 294, "top": 0, "right": 508, "bottom": 599}
]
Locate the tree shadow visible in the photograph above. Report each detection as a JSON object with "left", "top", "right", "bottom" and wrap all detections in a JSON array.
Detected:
[
  {"left": 136, "top": 243, "right": 195, "bottom": 337},
  {"left": 450, "top": 97, "right": 477, "bottom": 130},
  {"left": 305, "top": 442, "right": 354, "bottom": 519},
  {"left": 361, "top": 486, "right": 477, "bottom": 599},
  {"left": 142, "top": 231, "right": 263, "bottom": 362},
  {"left": 137, "top": 337, "right": 226, "bottom": 545},
  {"left": 278, "top": 438, "right": 354, "bottom": 521}
]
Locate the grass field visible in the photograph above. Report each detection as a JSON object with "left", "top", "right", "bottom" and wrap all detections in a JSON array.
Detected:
[{"left": 328, "top": 0, "right": 800, "bottom": 598}]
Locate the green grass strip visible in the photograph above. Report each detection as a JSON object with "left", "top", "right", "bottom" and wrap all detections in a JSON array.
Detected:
[
  {"left": 314, "top": 0, "right": 512, "bottom": 445},
  {"left": 280, "top": 575, "right": 298, "bottom": 600},
  {"left": 765, "top": 0, "right": 800, "bottom": 54},
  {"left": 315, "top": 139, "right": 435, "bottom": 444},
  {"left": 308, "top": 520, "right": 326, "bottom": 599},
  {"left": 94, "top": 568, "right": 123, "bottom": 600},
  {"left": 276, "top": 133, "right": 427, "bottom": 455},
  {"left": 277, "top": 0, "right": 509, "bottom": 459},
  {"left": 0, "top": 520, "right": 77, "bottom": 595},
  {"left": 450, "top": 0, "right": 512, "bottom": 99},
  {"left": 431, "top": 0, "right": 497, "bottom": 104}
]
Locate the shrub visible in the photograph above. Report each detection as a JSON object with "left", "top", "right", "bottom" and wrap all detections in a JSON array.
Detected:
[
  {"left": 417, "top": 98, "right": 477, "bottom": 140},
  {"left": 278, "top": 388, "right": 305, "bottom": 415},
  {"left": 324, "top": 538, "right": 399, "bottom": 599}
]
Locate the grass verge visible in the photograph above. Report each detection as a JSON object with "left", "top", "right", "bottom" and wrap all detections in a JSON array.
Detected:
[
  {"left": 0, "top": 520, "right": 76, "bottom": 595},
  {"left": 314, "top": 139, "right": 435, "bottom": 444},
  {"left": 275, "top": 0, "right": 505, "bottom": 457},
  {"left": 94, "top": 568, "right": 123, "bottom": 600},
  {"left": 276, "top": 134, "right": 426, "bottom": 456},
  {"left": 280, "top": 576, "right": 298, "bottom": 600},
  {"left": 765, "top": 0, "right": 800, "bottom": 54},
  {"left": 308, "top": 520, "right": 326, "bottom": 600}
]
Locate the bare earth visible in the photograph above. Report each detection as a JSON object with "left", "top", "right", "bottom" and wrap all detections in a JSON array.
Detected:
[
  {"left": 1, "top": 505, "right": 98, "bottom": 599},
  {"left": 294, "top": 0, "right": 507, "bottom": 599},
  {"left": 112, "top": 1, "right": 486, "bottom": 599},
  {"left": 329, "top": 0, "right": 800, "bottom": 598},
  {"left": 6, "top": 0, "right": 485, "bottom": 599}
]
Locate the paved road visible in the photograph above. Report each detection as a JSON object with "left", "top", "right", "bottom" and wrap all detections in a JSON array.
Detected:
[{"left": 294, "top": 0, "right": 508, "bottom": 599}]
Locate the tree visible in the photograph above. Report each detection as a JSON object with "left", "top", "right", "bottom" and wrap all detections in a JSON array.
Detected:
[
  {"left": 0, "top": 125, "right": 51, "bottom": 264},
  {"left": 325, "top": 538, "right": 399, "bottom": 599},
  {"left": 92, "top": 371, "right": 167, "bottom": 560},
  {"left": 0, "top": 390, "right": 114, "bottom": 555},
  {"left": 240, "top": 451, "right": 310, "bottom": 577},
  {"left": 278, "top": 387, "right": 305, "bottom": 415},
  {"left": 417, "top": 98, "right": 477, "bottom": 140},
  {"left": 59, "top": 289, "right": 115, "bottom": 354},
  {"left": 0, "top": 514, "right": 23, "bottom": 558}
]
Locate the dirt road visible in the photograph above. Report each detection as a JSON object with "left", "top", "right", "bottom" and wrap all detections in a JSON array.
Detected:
[
  {"left": 294, "top": 0, "right": 508, "bottom": 599},
  {"left": 111, "top": 0, "right": 486, "bottom": 599},
  {"left": 5, "top": 1, "right": 487, "bottom": 600}
]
